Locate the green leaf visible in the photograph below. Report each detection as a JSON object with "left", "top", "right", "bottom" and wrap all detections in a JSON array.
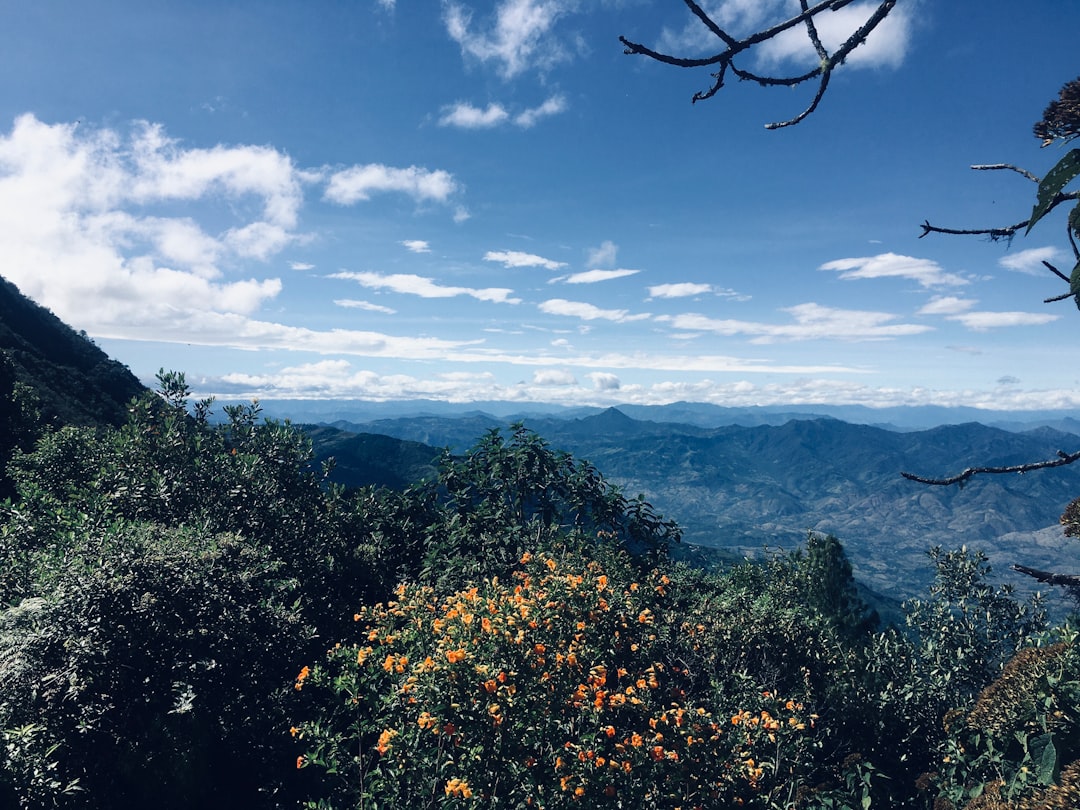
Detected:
[
  {"left": 1030, "top": 732, "right": 1058, "bottom": 785},
  {"left": 1070, "top": 201, "right": 1080, "bottom": 236},
  {"left": 1028, "top": 149, "right": 1080, "bottom": 233}
]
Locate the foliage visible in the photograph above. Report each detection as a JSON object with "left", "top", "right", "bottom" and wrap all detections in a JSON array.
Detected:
[
  {"left": 294, "top": 549, "right": 822, "bottom": 810},
  {"left": 0, "top": 523, "right": 309, "bottom": 809}
]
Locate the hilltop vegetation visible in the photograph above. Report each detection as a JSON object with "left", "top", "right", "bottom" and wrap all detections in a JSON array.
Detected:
[{"left": 1, "top": 368, "right": 1078, "bottom": 809}]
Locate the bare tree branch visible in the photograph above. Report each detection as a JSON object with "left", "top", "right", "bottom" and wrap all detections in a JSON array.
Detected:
[
  {"left": 620, "top": 0, "right": 897, "bottom": 129},
  {"left": 901, "top": 449, "right": 1080, "bottom": 486}
]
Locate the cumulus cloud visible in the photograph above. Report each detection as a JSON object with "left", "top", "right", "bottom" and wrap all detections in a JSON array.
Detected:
[
  {"left": 331, "top": 270, "right": 520, "bottom": 304},
  {"left": 590, "top": 371, "right": 621, "bottom": 391},
  {"left": 999, "top": 246, "right": 1061, "bottom": 275},
  {"left": 442, "top": 0, "right": 577, "bottom": 79},
  {"left": 663, "top": 302, "right": 931, "bottom": 343},
  {"left": 484, "top": 249, "right": 567, "bottom": 270},
  {"left": 539, "top": 298, "right": 651, "bottom": 322},
  {"left": 820, "top": 252, "right": 968, "bottom": 288},
  {"left": 0, "top": 114, "right": 299, "bottom": 331},
  {"left": 438, "top": 101, "right": 510, "bottom": 129},
  {"left": 400, "top": 239, "right": 432, "bottom": 253},
  {"left": 556, "top": 268, "right": 639, "bottom": 284},
  {"left": 324, "top": 164, "right": 458, "bottom": 204},
  {"left": 0, "top": 114, "right": 474, "bottom": 348}
]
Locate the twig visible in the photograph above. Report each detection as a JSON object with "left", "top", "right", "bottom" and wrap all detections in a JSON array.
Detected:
[
  {"left": 620, "top": 0, "right": 896, "bottom": 129},
  {"left": 901, "top": 449, "right": 1080, "bottom": 486}
]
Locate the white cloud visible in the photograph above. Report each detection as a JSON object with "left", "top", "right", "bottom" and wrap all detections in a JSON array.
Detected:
[
  {"left": 514, "top": 95, "right": 567, "bottom": 128},
  {"left": 400, "top": 239, "right": 432, "bottom": 253},
  {"left": 756, "top": 2, "right": 913, "bottom": 70},
  {"left": 442, "top": 0, "right": 576, "bottom": 79},
  {"left": 664, "top": 302, "right": 932, "bottom": 343},
  {"left": 0, "top": 114, "right": 300, "bottom": 330},
  {"left": 999, "top": 246, "right": 1062, "bottom": 275},
  {"left": 656, "top": 1, "right": 912, "bottom": 72},
  {"left": 484, "top": 249, "right": 567, "bottom": 269},
  {"left": 946, "top": 310, "right": 1060, "bottom": 330},
  {"left": 648, "top": 282, "right": 714, "bottom": 299},
  {"left": 917, "top": 296, "right": 977, "bottom": 316},
  {"left": 586, "top": 239, "right": 618, "bottom": 268},
  {"left": 438, "top": 101, "right": 510, "bottom": 129},
  {"left": 820, "top": 252, "right": 968, "bottom": 288},
  {"left": 556, "top": 268, "right": 639, "bottom": 284},
  {"left": 533, "top": 368, "right": 577, "bottom": 385},
  {"left": 331, "top": 270, "right": 520, "bottom": 304},
  {"left": 202, "top": 360, "right": 1080, "bottom": 412},
  {"left": 539, "top": 298, "right": 651, "bottom": 322},
  {"left": 590, "top": 371, "right": 621, "bottom": 391},
  {"left": 334, "top": 298, "right": 398, "bottom": 314},
  {"left": 290, "top": 261, "right": 315, "bottom": 271},
  {"left": 324, "top": 163, "right": 458, "bottom": 204}
]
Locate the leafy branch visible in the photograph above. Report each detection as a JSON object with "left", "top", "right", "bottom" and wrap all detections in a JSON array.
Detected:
[{"left": 620, "top": 0, "right": 897, "bottom": 129}]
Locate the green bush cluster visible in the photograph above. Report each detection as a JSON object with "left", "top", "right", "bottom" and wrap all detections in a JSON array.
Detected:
[{"left": 1, "top": 372, "right": 1078, "bottom": 809}]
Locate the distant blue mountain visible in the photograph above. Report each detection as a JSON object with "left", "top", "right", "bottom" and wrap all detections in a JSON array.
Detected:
[{"left": 308, "top": 407, "right": 1080, "bottom": 609}]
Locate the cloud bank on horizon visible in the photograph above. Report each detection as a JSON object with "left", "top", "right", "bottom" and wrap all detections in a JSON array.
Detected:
[{"left": 0, "top": 0, "right": 1076, "bottom": 410}]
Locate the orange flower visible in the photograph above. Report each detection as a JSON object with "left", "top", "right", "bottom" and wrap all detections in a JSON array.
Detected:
[
  {"left": 546, "top": 558, "right": 557, "bottom": 572},
  {"left": 445, "top": 648, "right": 467, "bottom": 664},
  {"left": 604, "top": 725, "right": 616, "bottom": 737},
  {"left": 445, "top": 778, "right": 473, "bottom": 798},
  {"left": 296, "top": 755, "right": 305, "bottom": 769},
  {"left": 294, "top": 665, "right": 311, "bottom": 691},
  {"left": 376, "top": 728, "right": 397, "bottom": 755}
]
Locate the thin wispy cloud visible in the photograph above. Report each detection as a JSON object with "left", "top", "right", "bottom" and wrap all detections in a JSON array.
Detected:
[
  {"left": 998, "top": 246, "right": 1061, "bottom": 275},
  {"left": 820, "top": 253, "right": 968, "bottom": 288},
  {"left": 586, "top": 239, "right": 617, "bottom": 268},
  {"left": 442, "top": 0, "right": 577, "bottom": 79},
  {"left": 324, "top": 164, "right": 458, "bottom": 204},
  {"left": 290, "top": 261, "right": 315, "bottom": 271},
  {"left": 484, "top": 249, "right": 567, "bottom": 270},
  {"left": 334, "top": 298, "right": 397, "bottom": 314},
  {"left": 946, "top": 310, "right": 1060, "bottom": 330},
  {"left": 917, "top": 296, "right": 976, "bottom": 316},
  {"left": 648, "top": 282, "right": 714, "bottom": 299},
  {"left": 555, "top": 268, "right": 639, "bottom": 284},
  {"left": 514, "top": 95, "right": 567, "bottom": 127},
  {"left": 539, "top": 298, "right": 651, "bottom": 322},
  {"left": 400, "top": 239, "right": 432, "bottom": 253},
  {"left": 662, "top": 303, "right": 932, "bottom": 343},
  {"left": 331, "top": 270, "right": 520, "bottom": 304}
]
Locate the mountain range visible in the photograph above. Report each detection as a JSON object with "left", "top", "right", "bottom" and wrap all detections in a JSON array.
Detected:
[{"left": 308, "top": 408, "right": 1080, "bottom": 609}]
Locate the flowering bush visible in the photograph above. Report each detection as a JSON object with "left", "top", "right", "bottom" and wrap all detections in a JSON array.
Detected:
[{"left": 293, "top": 549, "right": 818, "bottom": 809}]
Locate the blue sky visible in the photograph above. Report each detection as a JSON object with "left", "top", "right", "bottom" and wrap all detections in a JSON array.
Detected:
[{"left": 1, "top": 1, "right": 1078, "bottom": 410}]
